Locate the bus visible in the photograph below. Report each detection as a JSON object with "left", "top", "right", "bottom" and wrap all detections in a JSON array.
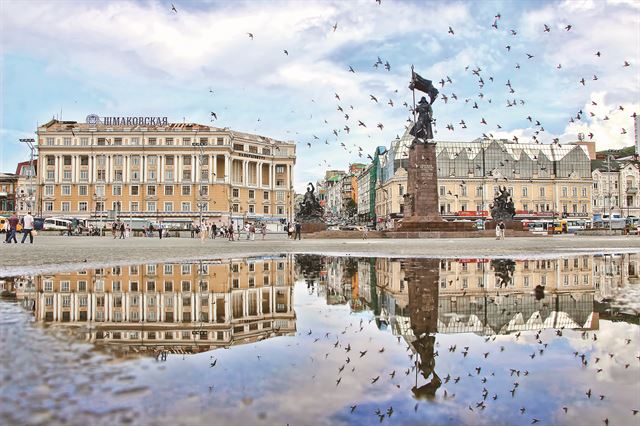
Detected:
[
  {"left": 526, "top": 220, "right": 554, "bottom": 235},
  {"left": 43, "top": 217, "right": 73, "bottom": 231}
]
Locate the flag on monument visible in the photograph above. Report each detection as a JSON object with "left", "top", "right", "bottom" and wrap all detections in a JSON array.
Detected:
[{"left": 409, "top": 70, "right": 439, "bottom": 103}]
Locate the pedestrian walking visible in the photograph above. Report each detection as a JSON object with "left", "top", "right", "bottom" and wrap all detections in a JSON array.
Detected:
[
  {"left": 249, "top": 223, "right": 256, "bottom": 240},
  {"left": 112, "top": 222, "right": 117, "bottom": 239},
  {"left": 261, "top": 223, "right": 267, "bottom": 240},
  {"left": 295, "top": 222, "right": 302, "bottom": 240},
  {"left": 190, "top": 223, "right": 196, "bottom": 238},
  {"left": 211, "top": 223, "right": 217, "bottom": 239},
  {"left": 125, "top": 224, "right": 131, "bottom": 238},
  {"left": 495, "top": 222, "right": 501, "bottom": 240},
  {"left": 119, "top": 222, "right": 126, "bottom": 239},
  {"left": 200, "top": 222, "right": 207, "bottom": 242},
  {"left": 287, "top": 222, "right": 293, "bottom": 239},
  {"left": 158, "top": 222, "right": 163, "bottom": 239},
  {"left": 21, "top": 211, "right": 35, "bottom": 244},
  {"left": 229, "top": 221, "right": 235, "bottom": 241},
  {"left": 2, "top": 218, "right": 10, "bottom": 243},
  {"left": 362, "top": 225, "right": 368, "bottom": 240},
  {"left": 499, "top": 221, "right": 506, "bottom": 240},
  {"left": 7, "top": 212, "right": 18, "bottom": 244}
]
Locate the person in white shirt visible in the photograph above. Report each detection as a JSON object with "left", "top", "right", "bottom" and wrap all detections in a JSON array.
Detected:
[{"left": 21, "top": 211, "right": 35, "bottom": 244}]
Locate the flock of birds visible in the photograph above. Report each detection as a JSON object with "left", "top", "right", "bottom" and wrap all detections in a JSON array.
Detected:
[
  {"left": 170, "top": 2, "right": 636, "bottom": 171},
  {"left": 193, "top": 296, "right": 639, "bottom": 425}
]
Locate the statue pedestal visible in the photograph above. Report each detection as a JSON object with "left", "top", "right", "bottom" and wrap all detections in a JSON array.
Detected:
[{"left": 301, "top": 222, "right": 326, "bottom": 234}]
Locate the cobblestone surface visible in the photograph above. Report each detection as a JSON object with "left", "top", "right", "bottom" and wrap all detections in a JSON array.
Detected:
[{"left": 1, "top": 234, "right": 640, "bottom": 276}]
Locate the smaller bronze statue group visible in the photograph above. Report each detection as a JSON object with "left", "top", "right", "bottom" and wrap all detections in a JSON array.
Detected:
[
  {"left": 490, "top": 186, "right": 516, "bottom": 221},
  {"left": 296, "top": 182, "right": 324, "bottom": 222}
]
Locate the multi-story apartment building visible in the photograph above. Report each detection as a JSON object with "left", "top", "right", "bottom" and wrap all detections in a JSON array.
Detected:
[
  {"left": 15, "top": 160, "right": 37, "bottom": 216},
  {"left": 36, "top": 118, "right": 296, "bottom": 228},
  {"left": 372, "top": 131, "right": 594, "bottom": 224},
  {"left": 0, "top": 172, "right": 18, "bottom": 215},
  {"left": 592, "top": 159, "right": 640, "bottom": 217},
  {"left": 16, "top": 255, "right": 296, "bottom": 353}
]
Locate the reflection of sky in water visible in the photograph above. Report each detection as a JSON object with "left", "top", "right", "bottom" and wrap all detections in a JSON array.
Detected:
[{"left": 1, "top": 256, "right": 639, "bottom": 426}]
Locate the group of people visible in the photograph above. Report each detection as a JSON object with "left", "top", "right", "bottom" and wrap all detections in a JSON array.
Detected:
[
  {"left": 286, "top": 222, "right": 302, "bottom": 240},
  {"left": 110, "top": 221, "right": 132, "bottom": 239},
  {"left": 495, "top": 221, "right": 507, "bottom": 240},
  {"left": 190, "top": 220, "right": 268, "bottom": 241},
  {"left": 2, "top": 211, "right": 35, "bottom": 244}
]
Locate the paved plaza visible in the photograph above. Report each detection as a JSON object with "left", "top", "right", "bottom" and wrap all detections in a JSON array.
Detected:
[{"left": 2, "top": 234, "right": 640, "bottom": 276}]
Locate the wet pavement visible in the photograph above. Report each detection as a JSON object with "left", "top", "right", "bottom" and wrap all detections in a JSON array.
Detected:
[{"left": 1, "top": 253, "right": 639, "bottom": 425}]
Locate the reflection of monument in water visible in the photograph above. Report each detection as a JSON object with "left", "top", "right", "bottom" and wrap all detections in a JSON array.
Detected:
[
  {"left": 13, "top": 256, "right": 296, "bottom": 355},
  {"left": 404, "top": 259, "right": 441, "bottom": 400}
]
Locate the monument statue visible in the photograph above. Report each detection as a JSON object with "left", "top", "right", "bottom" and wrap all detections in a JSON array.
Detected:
[
  {"left": 409, "top": 97, "right": 435, "bottom": 140},
  {"left": 490, "top": 186, "right": 516, "bottom": 221},
  {"left": 296, "top": 182, "right": 324, "bottom": 222}
]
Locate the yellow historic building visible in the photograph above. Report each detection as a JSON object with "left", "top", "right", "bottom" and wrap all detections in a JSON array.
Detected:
[
  {"left": 36, "top": 118, "right": 296, "bottom": 228},
  {"left": 17, "top": 255, "right": 295, "bottom": 353}
]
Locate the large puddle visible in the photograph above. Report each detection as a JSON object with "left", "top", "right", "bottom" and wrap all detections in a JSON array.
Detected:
[{"left": 1, "top": 254, "right": 639, "bottom": 425}]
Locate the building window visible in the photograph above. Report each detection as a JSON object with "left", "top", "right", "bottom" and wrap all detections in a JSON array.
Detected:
[
  {"left": 232, "top": 188, "right": 239, "bottom": 198},
  {"left": 148, "top": 170, "right": 156, "bottom": 181},
  {"left": 79, "top": 202, "right": 88, "bottom": 211},
  {"left": 148, "top": 138, "right": 157, "bottom": 146},
  {"left": 130, "top": 202, "right": 139, "bottom": 212},
  {"left": 562, "top": 187, "right": 568, "bottom": 197},
  {"left": 232, "top": 204, "right": 239, "bottom": 213},
  {"left": 248, "top": 190, "right": 255, "bottom": 199},
  {"left": 80, "top": 170, "right": 88, "bottom": 180},
  {"left": 539, "top": 187, "right": 545, "bottom": 197},
  {"left": 147, "top": 202, "right": 157, "bottom": 212},
  {"left": 165, "top": 138, "right": 174, "bottom": 146},
  {"left": 276, "top": 165, "right": 285, "bottom": 174},
  {"left": 263, "top": 191, "right": 269, "bottom": 200},
  {"left": 249, "top": 205, "right": 255, "bottom": 213},
  {"left": 165, "top": 185, "right": 174, "bottom": 196},
  {"left": 46, "top": 137, "right": 54, "bottom": 146},
  {"left": 63, "top": 170, "right": 72, "bottom": 180},
  {"left": 147, "top": 185, "right": 156, "bottom": 196},
  {"left": 183, "top": 155, "right": 192, "bottom": 166},
  {"left": 182, "top": 185, "right": 191, "bottom": 196},
  {"left": 182, "top": 138, "right": 191, "bottom": 145},
  {"left": 112, "top": 185, "right": 122, "bottom": 196},
  {"left": 130, "top": 185, "right": 139, "bottom": 196},
  {"left": 181, "top": 202, "right": 191, "bottom": 212},
  {"left": 277, "top": 206, "right": 285, "bottom": 215},
  {"left": 200, "top": 185, "right": 208, "bottom": 196},
  {"left": 131, "top": 137, "right": 140, "bottom": 145},
  {"left": 44, "top": 202, "right": 53, "bottom": 212},
  {"left": 439, "top": 186, "right": 445, "bottom": 196},
  {"left": 61, "top": 202, "right": 70, "bottom": 212},
  {"left": 217, "top": 137, "right": 224, "bottom": 145},
  {"left": 164, "top": 202, "right": 173, "bottom": 212},
  {"left": 61, "top": 185, "right": 71, "bottom": 196},
  {"left": 45, "top": 185, "right": 54, "bottom": 196},
  {"left": 582, "top": 187, "right": 587, "bottom": 197},
  {"left": 263, "top": 205, "right": 269, "bottom": 214},
  {"left": 276, "top": 191, "right": 285, "bottom": 202}
]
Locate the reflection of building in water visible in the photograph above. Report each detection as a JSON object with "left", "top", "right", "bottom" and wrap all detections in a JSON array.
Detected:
[
  {"left": 593, "top": 253, "right": 640, "bottom": 300},
  {"left": 319, "top": 255, "right": 640, "bottom": 336},
  {"left": 15, "top": 256, "right": 296, "bottom": 354}
]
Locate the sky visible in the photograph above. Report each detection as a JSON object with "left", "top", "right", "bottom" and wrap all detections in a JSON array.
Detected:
[{"left": 0, "top": 0, "right": 639, "bottom": 192}]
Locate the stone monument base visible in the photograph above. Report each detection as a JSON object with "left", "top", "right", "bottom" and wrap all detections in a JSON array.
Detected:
[
  {"left": 301, "top": 222, "right": 327, "bottom": 234},
  {"left": 396, "top": 216, "right": 476, "bottom": 232}
]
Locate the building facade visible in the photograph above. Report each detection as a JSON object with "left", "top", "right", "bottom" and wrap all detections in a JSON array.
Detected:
[
  {"left": 592, "top": 160, "right": 640, "bottom": 217},
  {"left": 0, "top": 173, "right": 18, "bottom": 215},
  {"left": 15, "top": 160, "right": 37, "bottom": 216},
  {"left": 36, "top": 119, "right": 296, "bottom": 227},
  {"left": 373, "top": 132, "right": 594, "bottom": 224}
]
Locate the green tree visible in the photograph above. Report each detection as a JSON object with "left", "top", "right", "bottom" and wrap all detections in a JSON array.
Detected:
[{"left": 343, "top": 199, "right": 358, "bottom": 220}]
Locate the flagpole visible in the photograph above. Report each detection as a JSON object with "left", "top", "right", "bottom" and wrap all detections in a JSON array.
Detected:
[{"left": 411, "top": 65, "right": 417, "bottom": 126}]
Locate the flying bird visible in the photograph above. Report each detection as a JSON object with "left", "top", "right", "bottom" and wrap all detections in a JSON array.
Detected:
[
  {"left": 448, "top": 26, "right": 454, "bottom": 35},
  {"left": 171, "top": 3, "right": 178, "bottom": 13}
]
